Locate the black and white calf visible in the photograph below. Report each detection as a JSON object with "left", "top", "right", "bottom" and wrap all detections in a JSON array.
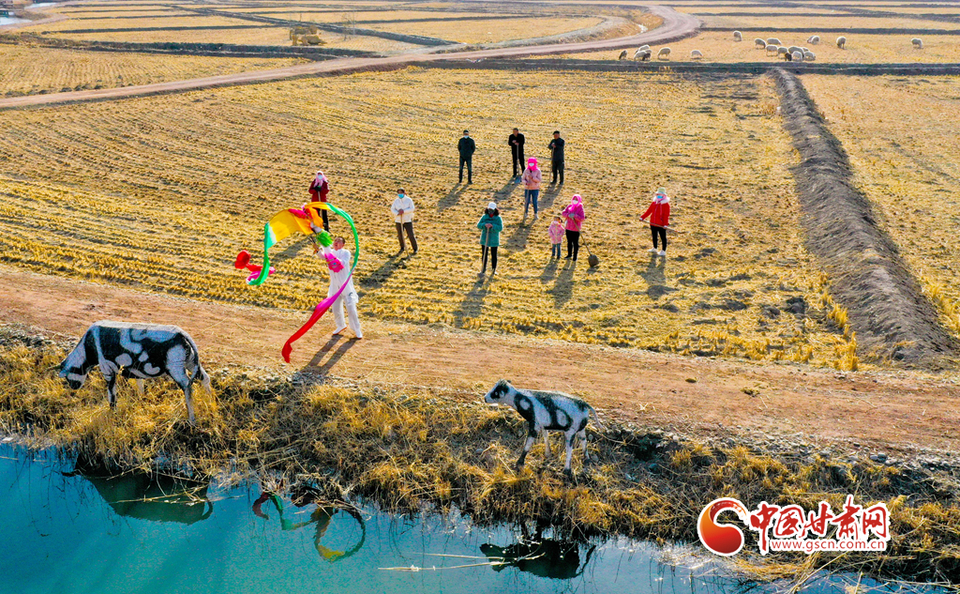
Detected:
[
  {"left": 484, "top": 379, "right": 601, "bottom": 476},
  {"left": 59, "top": 321, "right": 211, "bottom": 425}
]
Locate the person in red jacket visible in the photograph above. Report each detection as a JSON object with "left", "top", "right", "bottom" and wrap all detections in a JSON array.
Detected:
[
  {"left": 308, "top": 170, "right": 330, "bottom": 231},
  {"left": 640, "top": 187, "right": 671, "bottom": 257}
]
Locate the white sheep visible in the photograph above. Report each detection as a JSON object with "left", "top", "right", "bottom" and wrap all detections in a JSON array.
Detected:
[
  {"left": 639, "top": 44, "right": 650, "bottom": 51},
  {"left": 777, "top": 46, "right": 789, "bottom": 56},
  {"left": 733, "top": 30, "right": 742, "bottom": 41},
  {"left": 754, "top": 38, "right": 766, "bottom": 48},
  {"left": 803, "top": 50, "right": 816, "bottom": 61},
  {"left": 807, "top": 35, "right": 820, "bottom": 45},
  {"left": 912, "top": 37, "right": 923, "bottom": 49},
  {"left": 765, "top": 44, "right": 778, "bottom": 54},
  {"left": 791, "top": 50, "right": 803, "bottom": 61},
  {"left": 766, "top": 37, "right": 781, "bottom": 46},
  {"left": 636, "top": 49, "right": 652, "bottom": 61},
  {"left": 788, "top": 45, "right": 802, "bottom": 55},
  {"left": 633, "top": 45, "right": 650, "bottom": 60},
  {"left": 618, "top": 49, "right": 627, "bottom": 60},
  {"left": 658, "top": 47, "right": 671, "bottom": 60},
  {"left": 690, "top": 49, "right": 703, "bottom": 59},
  {"left": 837, "top": 36, "right": 846, "bottom": 49}
]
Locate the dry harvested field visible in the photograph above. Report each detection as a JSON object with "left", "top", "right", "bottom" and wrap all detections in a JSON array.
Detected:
[
  {"left": 363, "top": 16, "right": 604, "bottom": 44},
  {"left": 802, "top": 74, "right": 960, "bottom": 341},
  {"left": 21, "top": 15, "right": 276, "bottom": 33},
  {"left": 36, "top": 25, "right": 292, "bottom": 45},
  {"left": 219, "top": 9, "right": 510, "bottom": 21},
  {"left": 0, "top": 66, "right": 865, "bottom": 368},
  {"left": 0, "top": 45, "right": 304, "bottom": 96},
  {"left": 700, "top": 14, "right": 960, "bottom": 29},
  {"left": 554, "top": 31, "right": 960, "bottom": 63}
]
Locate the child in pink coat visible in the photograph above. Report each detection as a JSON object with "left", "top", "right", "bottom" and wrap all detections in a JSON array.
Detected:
[{"left": 547, "top": 215, "right": 564, "bottom": 259}]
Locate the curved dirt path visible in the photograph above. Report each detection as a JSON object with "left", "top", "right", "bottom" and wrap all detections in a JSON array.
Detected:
[
  {"left": 0, "top": 5, "right": 699, "bottom": 109},
  {"left": 3, "top": 265, "right": 959, "bottom": 458}
]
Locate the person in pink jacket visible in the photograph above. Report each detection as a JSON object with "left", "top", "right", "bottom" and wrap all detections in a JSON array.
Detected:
[
  {"left": 561, "top": 194, "right": 585, "bottom": 261},
  {"left": 547, "top": 215, "right": 564, "bottom": 259},
  {"left": 521, "top": 157, "right": 542, "bottom": 221},
  {"left": 640, "top": 187, "right": 671, "bottom": 257}
]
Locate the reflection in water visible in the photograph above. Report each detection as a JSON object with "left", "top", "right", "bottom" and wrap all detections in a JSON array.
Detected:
[
  {"left": 63, "top": 461, "right": 212, "bottom": 525},
  {"left": 481, "top": 523, "right": 596, "bottom": 579},
  {"left": 481, "top": 538, "right": 596, "bottom": 579},
  {"left": 253, "top": 485, "right": 366, "bottom": 563}
]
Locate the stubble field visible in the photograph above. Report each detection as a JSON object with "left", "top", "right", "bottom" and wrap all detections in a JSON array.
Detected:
[
  {"left": 0, "top": 44, "right": 305, "bottom": 96},
  {"left": 0, "top": 66, "right": 861, "bottom": 368}
]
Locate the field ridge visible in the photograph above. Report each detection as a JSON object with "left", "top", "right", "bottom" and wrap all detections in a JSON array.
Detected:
[{"left": 774, "top": 68, "right": 957, "bottom": 364}]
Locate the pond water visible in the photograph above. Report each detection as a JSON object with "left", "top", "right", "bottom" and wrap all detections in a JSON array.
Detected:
[
  {"left": 0, "top": 16, "right": 29, "bottom": 25},
  {"left": 0, "top": 443, "right": 945, "bottom": 594}
]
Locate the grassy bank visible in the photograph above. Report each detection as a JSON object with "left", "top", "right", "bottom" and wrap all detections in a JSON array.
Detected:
[{"left": 0, "top": 331, "right": 957, "bottom": 586}]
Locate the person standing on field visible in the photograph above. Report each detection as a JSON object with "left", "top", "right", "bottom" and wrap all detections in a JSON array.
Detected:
[
  {"left": 521, "top": 157, "right": 541, "bottom": 220},
  {"left": 561, "top": 194, "right": 585, "bottom": 261},
  {"left": 308, "top": 170, "right": 330, "bottom": 231},
  {"left": 315, "top": 236, "right": 362, "bottom": 339},
  {"left": 640, "top": 187, "right": 671, "bottom": 257},
  {"left": 508, "top": 128, "right": 525, "bottom": 180},
  {"left": 477, "top": 201, "right": 503, "bottom": 277},
  {"left": 391, "top": 188, "right": 418, "bottom": 256},
  {"left": 458, "top": 129, "right": 475, "bottom": 184},
  {"left": 548, "top": 130, "right": 565, "bottom": 185}
]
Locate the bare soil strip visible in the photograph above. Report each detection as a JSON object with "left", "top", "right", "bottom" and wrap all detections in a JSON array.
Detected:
[
  {"left": 3, "top": 265, "right": 959, "bottom": 457},
  {"left": 0, "top": 5, "right": 699, "bottom": 109},
  {"left": 704, "top": 26, "right": 960, "bottom": 34},
  {"left": 773, "top": 68, "right": 957, "bottom": 364}
]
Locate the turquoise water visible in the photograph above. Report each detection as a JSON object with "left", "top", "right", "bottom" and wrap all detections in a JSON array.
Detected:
[{"left": 0, "top": 444, "right": 944, "bottom": 594}]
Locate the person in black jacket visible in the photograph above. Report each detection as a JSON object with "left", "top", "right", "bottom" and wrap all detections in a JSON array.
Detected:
[
  {"left": 458, "top": 129, "right": 475, "bottom": 184},
  {"left": 508, "top": 128, "right": 525, "bottom": 180},
  {"left": 548, "top": 130, "right": 565, "bottom": 185}
]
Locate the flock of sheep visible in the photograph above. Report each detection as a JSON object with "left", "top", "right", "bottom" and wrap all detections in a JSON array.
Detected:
[{"left": 617, "top": 30, "right": 926, "bottom": 62}]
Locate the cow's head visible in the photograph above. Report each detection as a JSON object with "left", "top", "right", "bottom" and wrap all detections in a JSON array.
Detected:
[
  {"left": 484, "top": 379, "right": 514, "bottom": 405},
  {"left": 59, "top": 331, "right": 97, "bottom": 390}
]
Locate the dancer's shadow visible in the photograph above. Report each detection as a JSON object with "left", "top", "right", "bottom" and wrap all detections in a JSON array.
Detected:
[
  {"left": 547, "top": 259, "right": 576, "bottom": 308},
  {"left": 358, "top": 255, "right": 402, "bottom": 290},
  {"left": 437, "top": 184, "right": 468, "bottom": 213},
  {"left": 306, "top": 335, "right": 357, "bottom": 375},
  {"left": 451, "top": 278, "right": 490, "bottom": 327}
]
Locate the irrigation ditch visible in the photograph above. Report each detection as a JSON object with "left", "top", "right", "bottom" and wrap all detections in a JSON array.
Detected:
[{"left": 1, "top": 328, "right": 959, "bottom": 586}]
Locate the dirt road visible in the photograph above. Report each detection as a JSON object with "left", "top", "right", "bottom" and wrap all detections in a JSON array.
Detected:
[
  {"left": 0, "top": 6, "right": 699, "bottom": 109},
  {"left": 3, "top": 265, "right": 958, "bottom": 457}
]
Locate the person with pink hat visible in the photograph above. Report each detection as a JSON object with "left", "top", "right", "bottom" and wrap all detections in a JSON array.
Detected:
[
  {"left": 561, "top": 194, "right": 585, "bottom": 261},
  {"left": 520, "top": 157, "right": 542, "bottom": 221}
]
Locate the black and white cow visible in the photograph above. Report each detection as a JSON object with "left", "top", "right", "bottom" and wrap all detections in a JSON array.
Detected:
[
  {"left": 59, "top": 321, "right": 211, "bottom": 425},
  {"left": 483, "top": 379, "right": 601, "bottom": 476}
]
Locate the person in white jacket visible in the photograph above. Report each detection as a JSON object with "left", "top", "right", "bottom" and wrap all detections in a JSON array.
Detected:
[
  {"left": 391, "top": 188, "right": 418, "bottom": 256},
  {"left": 316, "top": 236, "right": 363, "bottom": 339}
]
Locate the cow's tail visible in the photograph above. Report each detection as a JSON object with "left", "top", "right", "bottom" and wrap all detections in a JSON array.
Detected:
[{"left": 588, "top": 406, "right": 605, "bottom": 431}]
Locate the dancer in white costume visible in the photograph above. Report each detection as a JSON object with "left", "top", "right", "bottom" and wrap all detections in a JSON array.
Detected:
[{"left": 317, "top": 236, "right": 363, "bottom": 339}]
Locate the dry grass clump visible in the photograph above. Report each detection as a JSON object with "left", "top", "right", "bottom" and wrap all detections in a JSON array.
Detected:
[
  {"left": 1, "top": 335, "right": 957, "bottom": 583},
  {"left": 0, "top": 68, "right": 858, "bottom": 368}
]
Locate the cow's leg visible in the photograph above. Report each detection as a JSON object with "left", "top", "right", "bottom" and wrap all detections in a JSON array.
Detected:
[
  {"left": 105, "top": 374, "right": 118, "bottom": 409},
  {"left": 579, "top": 429, "right": 590, "bottom": 462},
  {"left": 563, "top": 431, "right": 575, "bottom": 477},
  {"left": 542, "top": 431, "right": 551, "bottom": 457},
  {"left": 135, "top": 378, "right": 146, "bottom": 396},
  {"left": 516, "top": 428, "right": 538, "bottom": 470},
  {"left": 170, "top": 368, "right": 196, "bottom": 426}
]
